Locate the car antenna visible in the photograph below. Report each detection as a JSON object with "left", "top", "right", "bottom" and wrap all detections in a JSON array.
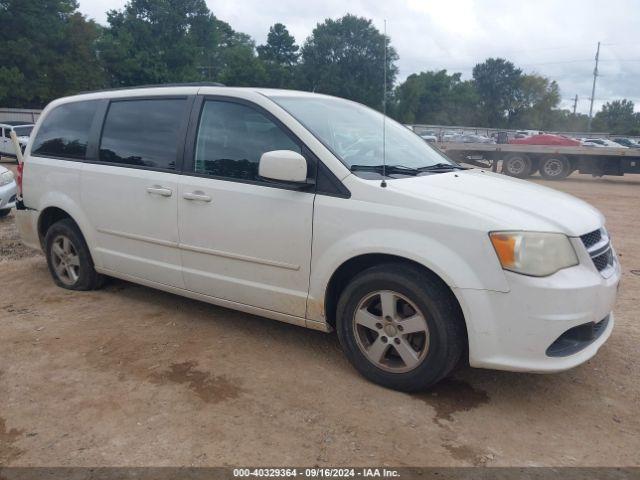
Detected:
[{"left": 381, "top": 19, "right": 388, "bottom": 188}]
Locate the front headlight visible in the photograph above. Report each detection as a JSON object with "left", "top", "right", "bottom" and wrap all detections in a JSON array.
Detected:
[
  {"left": 0, "top": 170, "right": 14, "bottom": 187},
  {"left": 489, "top": 231, "right": 578, "bottom": 277}
]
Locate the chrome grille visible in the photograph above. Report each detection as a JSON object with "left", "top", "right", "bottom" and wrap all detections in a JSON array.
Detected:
[{"left": 580, "top": 228, "right": 614, "bottom": 275}]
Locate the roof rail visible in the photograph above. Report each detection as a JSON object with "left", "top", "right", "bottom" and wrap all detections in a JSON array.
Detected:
[{"left": 78, "top": 82, "right": 226, "bottom": 95}]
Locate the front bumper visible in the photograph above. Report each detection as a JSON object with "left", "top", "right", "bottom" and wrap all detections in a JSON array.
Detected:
[
  {"left": 0, "top": 180, "right": 17, "bottom": 211},
  {"left": 455, "top": 244, "right": 620, "bottom": 373}
]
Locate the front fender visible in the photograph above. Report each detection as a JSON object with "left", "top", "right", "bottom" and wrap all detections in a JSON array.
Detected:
[{"left": 307, "top": 227, "right": 510, "bottom": 323}]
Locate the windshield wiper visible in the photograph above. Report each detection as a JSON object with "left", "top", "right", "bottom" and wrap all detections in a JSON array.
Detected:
[
  {"left": 417, "top": 163, "right": 468, "bottom": 171},
  {"left": 350, "top": 164, "right": 420, "bottom": 175}
]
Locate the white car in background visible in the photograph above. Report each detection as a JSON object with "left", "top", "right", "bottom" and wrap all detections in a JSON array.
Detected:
[
  {"left": 418, "top": 131, "right": 438, "bottom": 143},
  {"left": 0, "top": 165, "right": 17, "bottom": 218},
  {"left": 0, "top": 122, "right": 34, "bottom": 158},
  {"left": 581, "top": 138, "right": 627, "bottom": 148},
  {"left": 447, "top": 133, "right": 496, "bottom": 144},
  {"left": 441, "top": 130, "right": 462, "bottom": 141},
  {"left": 515, "top": 130, "right": 544, "bottom": 138}
]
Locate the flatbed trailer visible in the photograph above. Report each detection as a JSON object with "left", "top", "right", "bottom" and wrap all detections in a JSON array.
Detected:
[{"left": 436, "top": 142, "right": 640, "bottom": 180}]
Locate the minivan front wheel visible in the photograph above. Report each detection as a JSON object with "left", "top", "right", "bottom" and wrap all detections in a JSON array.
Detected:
[
  {"left": 336, "top": 264, "right": 465, "bottom": 392},
  {"left": 44, "top": 219, "right": 104, "bottom": 291}
]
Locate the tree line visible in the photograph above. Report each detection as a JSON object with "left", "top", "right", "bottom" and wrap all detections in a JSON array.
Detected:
[{"left": 1, "top": 0, "right": 638, "bottom": 135}]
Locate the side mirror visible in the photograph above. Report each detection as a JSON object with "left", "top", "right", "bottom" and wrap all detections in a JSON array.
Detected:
[{"left": 259, "top": 150, "right": 308, "bottom": 184}]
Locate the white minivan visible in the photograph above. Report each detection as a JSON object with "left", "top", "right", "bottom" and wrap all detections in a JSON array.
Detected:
[{"left": 15, "top": 84, "right": 620, "bottom": 391}]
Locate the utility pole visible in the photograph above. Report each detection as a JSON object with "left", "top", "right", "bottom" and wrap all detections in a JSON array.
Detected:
[
  {"left": 587, "top": 41, "right": 600, "bottom": 132},
  {"left": 573, "top": 94, "right": 578, "bottom": 115}
]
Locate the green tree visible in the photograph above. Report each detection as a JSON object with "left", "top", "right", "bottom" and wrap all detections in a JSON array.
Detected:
[
  {"left": 0, "top": 67, "right": 25, "bottom": 104},
  {"left": 544, "top": 109, "right": 590, "bottom": 133},
  {"left": 0, "top": 0, "right": 104, "bottom": 107},
  {"left": 257, "top": 23, "right": 299, "bottom": 88},
  {"left": 212, "top": 20, "right": 266, "bottom": 86},
  {"left": 509, "top": 74, "right": 561, "bottom": 129},
  {"left": 298, "top": 14, "right": 398, "bottom": 109},
  {"left": 98, "top": 1, "right": 270, "bottom": 88},
  {"left": 593, "top": 99, "right": 639, "bottom": 134},
  {"left": 97, "top": 0, "right": 217, "bottom": 86},
  {"left": 393, "top": 70, "right": 480, "bottom": 125},
  {"left": 257, "top": 23, "right": 299, "bottom": 66},
  {"left": 472, "top": 58, "right": 522, "bottom": 127}
]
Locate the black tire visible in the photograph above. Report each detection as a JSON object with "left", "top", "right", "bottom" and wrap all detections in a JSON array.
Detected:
[
  {"left": 502, "top": 154, "right": 533, "bottom": 178},
  {"left": 336, "top": 263, "right": 466, "bottom": 392},
  {"left": 0, "top": 209, "right": 10, "bottom": 218},
  {"left": 44, "top": 218, "right": 104, "bottom": 291},
  {"left": 538, "top": 155, "right": 571, "bottom": 180}
]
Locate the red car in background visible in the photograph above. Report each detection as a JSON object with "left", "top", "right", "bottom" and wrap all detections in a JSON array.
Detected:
[{"left": 510, "top": 134, "right": 581, "bottom": 146}]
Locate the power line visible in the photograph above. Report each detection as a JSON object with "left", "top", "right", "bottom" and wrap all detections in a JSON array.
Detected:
[
  {"left": 601, "top": 42, "right": 640, "bottom": 47},
  {"left": 591, "top": 97, "right": 640, "bottom": 101},
  {"left": 416, "top": 45, "right": 601, "bottom": 63},
  {"left": 520, "top": 59, "right": 593, "bottom": 66},
  {"left": 415, "top": 57, "right": 640, "bottom": 71}
]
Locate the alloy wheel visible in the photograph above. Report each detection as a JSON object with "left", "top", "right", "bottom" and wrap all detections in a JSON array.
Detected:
[
  {"left": 50, "top": 235, "right": 80, "bottom": 286},
  {"left": 353, "top": 290, "right": 430, "bottom": 373}
]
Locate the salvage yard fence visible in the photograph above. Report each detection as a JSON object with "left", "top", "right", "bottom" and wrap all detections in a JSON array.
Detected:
[
  {"left": 1, "top": 108, "right": 637, "bottom": 142},
  {"left": 408, "top": 124, "right": 640, "bottom": 142},
  {"left": 0, "top": 108, "right": 41, "bottom": 123}
]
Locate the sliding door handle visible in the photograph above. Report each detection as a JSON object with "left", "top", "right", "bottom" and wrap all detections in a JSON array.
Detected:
[
  {"left": 146, "top": 186, "right": 173, "bottom": 197},
  {"left": 183, "top": 191, "right": 212, "bottom": 203}
]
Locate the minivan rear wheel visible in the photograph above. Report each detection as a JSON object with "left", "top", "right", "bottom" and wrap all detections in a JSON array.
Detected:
[
  {"left": 336, "top": 263, "right": 466, "bottom": 392},
  {"left": 44, "top": 219, "right": 104, "bottom": 291}
]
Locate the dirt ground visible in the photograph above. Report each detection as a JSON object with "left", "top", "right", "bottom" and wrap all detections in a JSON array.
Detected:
[{"left": 0, "top": 165, "right": 638, "bottom": 467}]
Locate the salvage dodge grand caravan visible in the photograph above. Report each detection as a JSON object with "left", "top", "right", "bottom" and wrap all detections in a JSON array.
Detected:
[{"left": 15, "top": 85, "right": 620, "bottom": 391}]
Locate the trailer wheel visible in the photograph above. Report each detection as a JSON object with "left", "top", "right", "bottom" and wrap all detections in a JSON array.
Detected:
[
  {"left": 502, "top": 154, "right": 533, "bottom": 178},
  {"left": 539, "top": 156, "right": 571, "bottom": 180}
]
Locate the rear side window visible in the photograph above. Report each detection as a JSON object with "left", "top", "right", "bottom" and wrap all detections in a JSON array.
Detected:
[
  {"left": 99, "top": 98, "right": 187, "bottom": 170},
  {"left": 194, "top": 100, "right": 301, "bottom": 181},
  {"left": 31, "top": 101, "right": 98, "bottom": 159}
]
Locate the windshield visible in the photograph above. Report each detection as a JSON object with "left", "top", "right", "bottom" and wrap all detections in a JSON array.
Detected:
[
  {"left": 269, "top": 95, "right": 455, "bottom": 172},
  {"left": 14, "top": 126, "right": 33, "bottom": 136}
]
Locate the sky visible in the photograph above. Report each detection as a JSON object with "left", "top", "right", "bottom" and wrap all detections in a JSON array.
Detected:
[{"left": 78, "top": 0, "right": 640, "bottom": 114}]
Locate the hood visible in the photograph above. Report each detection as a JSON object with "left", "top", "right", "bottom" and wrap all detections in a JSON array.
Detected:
[{"left": 388, "top": 169, "right": 603, "bottom": 236}]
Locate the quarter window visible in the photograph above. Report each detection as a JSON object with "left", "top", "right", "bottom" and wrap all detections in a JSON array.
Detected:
[
  {"left": 99, "top": 99, "right": 187, "bottom": 170},
  {"left": 31, "top": 101, "right": 98, "bottom": 159},
  {"left": 194, "top": 100, "right": 301, "bottom": 181}
]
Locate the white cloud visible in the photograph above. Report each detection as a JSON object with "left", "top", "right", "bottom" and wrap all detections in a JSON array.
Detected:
[{"left": 77, "top": 0, "right": 640, "bottom": 113}]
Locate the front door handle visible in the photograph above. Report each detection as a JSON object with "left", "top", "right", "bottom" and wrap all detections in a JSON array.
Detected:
[
  {"left": 183, "top": 191, "right": 212, "bottom": 203},
  {"left": 146, "top": 186, "right": 173, "bottom": 197}
]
